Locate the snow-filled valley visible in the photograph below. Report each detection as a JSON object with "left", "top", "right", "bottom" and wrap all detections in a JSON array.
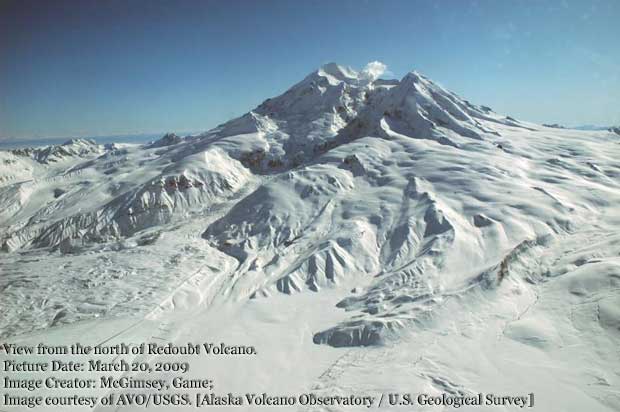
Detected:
[{"left": 1, "top": 63, "right": 620, "bottom": 411}]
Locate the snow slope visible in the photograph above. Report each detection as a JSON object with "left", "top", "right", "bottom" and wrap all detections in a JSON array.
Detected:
[{"left": 1, "top": 63, "right": 620, "bottom": 411}]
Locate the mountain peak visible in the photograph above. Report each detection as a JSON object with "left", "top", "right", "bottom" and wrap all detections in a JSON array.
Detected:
[
  {"left": 209, "top": 62, "right": 527, "bottom": 172},
  {"left": 312, "top": 61, "right": 389, "bottom": 86},
  {"left": 318, "top": 62, "right": 357, "bottom": 79}
]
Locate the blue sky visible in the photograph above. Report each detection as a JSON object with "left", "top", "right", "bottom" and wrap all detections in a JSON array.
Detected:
[{"left": 1, "top": 0, "right": 619, "bottom": 141}]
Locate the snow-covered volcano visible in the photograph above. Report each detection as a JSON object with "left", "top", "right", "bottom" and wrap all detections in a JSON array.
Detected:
[{"left": 1, "top": 63, "right": 620, "bottom": 411}]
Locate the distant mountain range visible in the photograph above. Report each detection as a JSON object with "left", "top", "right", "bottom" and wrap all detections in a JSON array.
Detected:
[
  {"left": 571, "top": 124, "right": 612, "bottom": 131},
  {"left": 0, "top": 132, "right": 202, "bottom": 150}
]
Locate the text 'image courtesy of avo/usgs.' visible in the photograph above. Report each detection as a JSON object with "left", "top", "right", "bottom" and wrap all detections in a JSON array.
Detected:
[{"left": 1, "top": 0, "right": 619, "bottom": 411}]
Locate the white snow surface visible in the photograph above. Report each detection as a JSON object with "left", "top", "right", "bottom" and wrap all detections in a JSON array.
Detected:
[{"left": 1, "top": 63, "right": 620, "bottom": 411}]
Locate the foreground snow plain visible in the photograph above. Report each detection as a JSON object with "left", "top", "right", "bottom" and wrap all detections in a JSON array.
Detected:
[{"left": 1, "top": 63, "right": 619, "bottom": 411}]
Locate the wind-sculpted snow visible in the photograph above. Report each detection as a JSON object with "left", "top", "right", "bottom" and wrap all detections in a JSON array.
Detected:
[
  {"left": 1, "top": 146, "right": 252, "bottom": 251},
  {"left": 2, "top": 63, "right": 620, "bottom": 411},
  {"left": 0, "top": 152, "right": 37, "bottom": 185}
]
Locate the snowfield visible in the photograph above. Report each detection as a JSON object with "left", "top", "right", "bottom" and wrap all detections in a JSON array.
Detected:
[{"left": 1, "top": 63, "right": 620, "bottom": 411}]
